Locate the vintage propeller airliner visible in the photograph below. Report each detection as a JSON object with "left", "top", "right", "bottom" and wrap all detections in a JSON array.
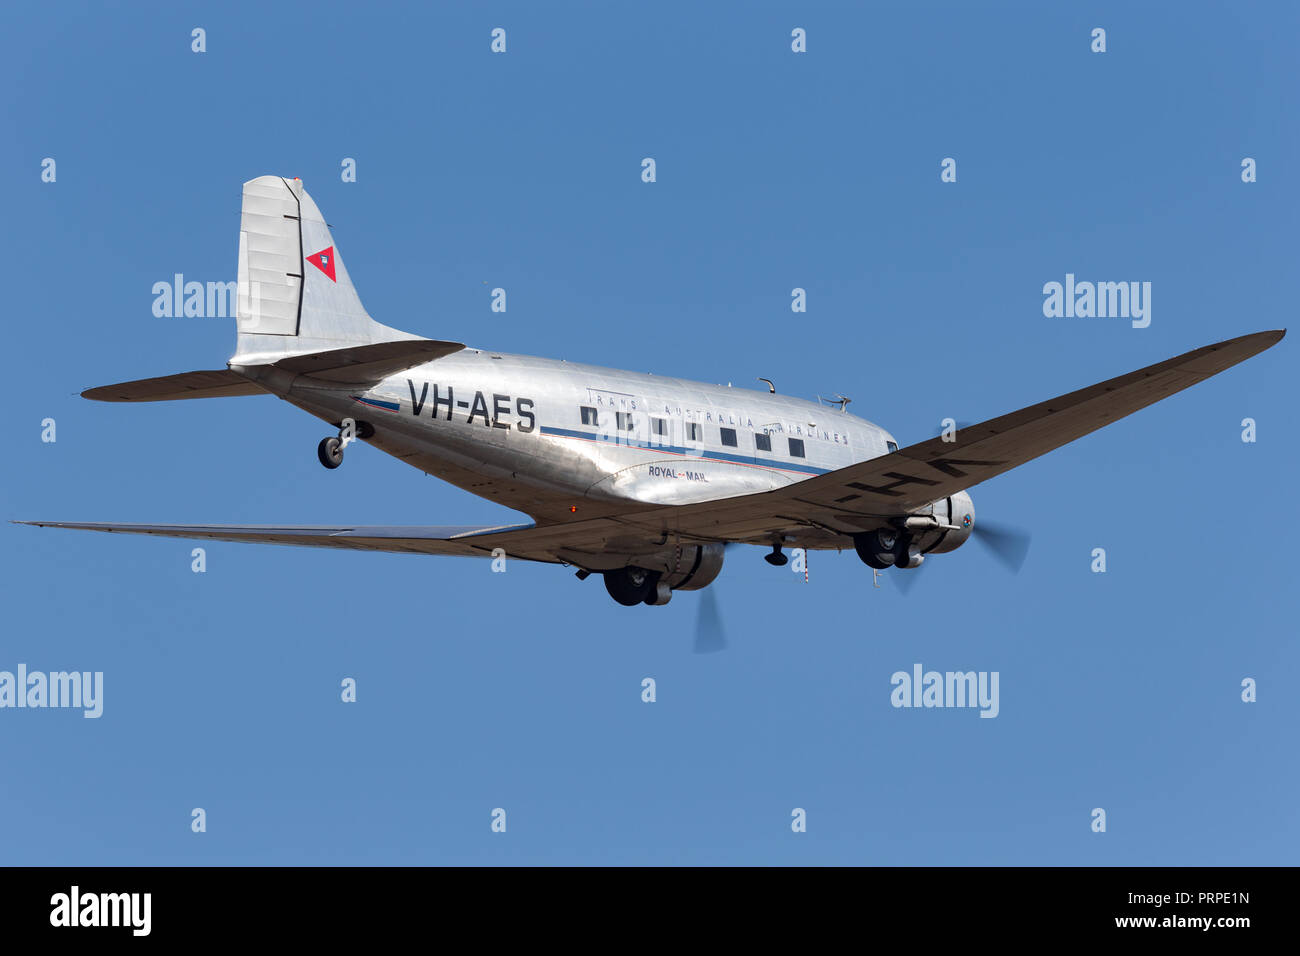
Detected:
[{"left": 19, "top": 176, "right": 1284, "bottom": 611}]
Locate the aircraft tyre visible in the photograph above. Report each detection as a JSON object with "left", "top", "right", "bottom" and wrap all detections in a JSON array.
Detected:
[
  {"left": 853, "top": 531, "right": 893, "bottom": 570},
  {"left": 318, "top": 437, "right": 344, "bottom": 469},
  {"left": 603, "top": 567, "right": 659, "bottom": 606}
]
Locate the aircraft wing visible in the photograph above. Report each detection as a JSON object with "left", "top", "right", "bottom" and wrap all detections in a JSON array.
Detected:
[
  {"left": 554, "top": 328, "right": 1286, "bottom": 545},
  {"left": 13, "top": 520, "right": 556, "bottom": 560},
  {"left": 737, "top": 327, "right": 1286, "bottom": 517}
]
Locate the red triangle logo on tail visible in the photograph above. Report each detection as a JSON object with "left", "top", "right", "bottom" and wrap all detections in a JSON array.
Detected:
[{"left": 306, "top": 246, "right": 337, "bottom": 282}]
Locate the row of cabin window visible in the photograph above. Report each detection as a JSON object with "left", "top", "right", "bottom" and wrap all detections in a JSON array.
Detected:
[{"left": 579, "top": 406, "right": 806, "bottom": 458}]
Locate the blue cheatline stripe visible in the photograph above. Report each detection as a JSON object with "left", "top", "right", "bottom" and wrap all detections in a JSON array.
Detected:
[
  {"left": 538, "top": 425, "right": 831, "bottom": 476},
  {"left": 350, "top": 395, "right": 401, "bottom": 412}
]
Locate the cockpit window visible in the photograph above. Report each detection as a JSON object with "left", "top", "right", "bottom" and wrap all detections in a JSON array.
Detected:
[{"left": 886, "top": 440, "right": 898, "bottom": 453}]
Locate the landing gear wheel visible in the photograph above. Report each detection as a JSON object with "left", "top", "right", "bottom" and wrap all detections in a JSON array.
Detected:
[
  {"left": 764, "top": 544, "right": 788, "bottom": 567},
  {"left": 603, "top": 567, "right": 660, "bottom": 606},
  {"left": 854, "top": 531, "right": 893, "bottom": 570},
  {"left": 317, "top": 436, "right": 344, "bottom": 469}
]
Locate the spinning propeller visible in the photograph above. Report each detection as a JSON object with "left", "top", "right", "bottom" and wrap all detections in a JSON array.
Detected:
[
  {"left": 693, "top": 587, "right": 728, "bottom": 654},
  {"left": 693, "top": 542, "right": 743, "bottom": 653},
  {"left": 892, "top": 518, "right": 1031, "bottom": 594}
]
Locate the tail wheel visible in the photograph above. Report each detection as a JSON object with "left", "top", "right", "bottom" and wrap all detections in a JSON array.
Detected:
[
  {"left": 603, "top": 567, "right": 660, "bottom": 606},
  {"left": 317, "top": 436, "right": 344, "bottom": 469}
]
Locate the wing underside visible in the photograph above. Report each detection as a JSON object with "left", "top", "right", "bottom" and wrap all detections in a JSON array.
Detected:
[{"left": 13, "top": 521, "right": 560, "bottom": 560}]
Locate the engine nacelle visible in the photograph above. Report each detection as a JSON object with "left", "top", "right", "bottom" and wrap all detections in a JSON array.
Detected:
[
  {"left": 659, "top": 543, "right": 726, "bottom": 591},
  {"left": 560, "top": 542, "right": 727, "bottom": 591},
  {"left": 853, "top": 491, "right": 975, "bottom": 568},
  {"left": 921, "top": 490, "right": 975, "bottom": 554}
]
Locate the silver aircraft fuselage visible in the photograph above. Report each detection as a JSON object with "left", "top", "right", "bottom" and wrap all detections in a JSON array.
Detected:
[{"left": 240, "top": 348, "right": 900, "bottom": 524}]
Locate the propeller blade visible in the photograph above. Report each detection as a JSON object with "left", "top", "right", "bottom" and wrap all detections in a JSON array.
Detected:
[
  {"left": 972, "top": 520, "right": 1032, "bottom": 573},
  {"left": 693, "top": 588, "right": 727, "bottom": 654},
  {"left": 892, "top": 565, "right": 923, "bottom": 594}
]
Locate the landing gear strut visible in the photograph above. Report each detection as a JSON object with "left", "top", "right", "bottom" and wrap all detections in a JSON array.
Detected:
[{"left": 891, "top": 532, "right": 923, "bottom": 569}]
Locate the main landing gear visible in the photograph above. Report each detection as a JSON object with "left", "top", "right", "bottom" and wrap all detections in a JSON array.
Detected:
[
  {"left": 603, "top": 567, "right": 672, "bottom": 606},
  {"left": 854, "top": 529, "right": 924, "bottom": 570},
  {"left": 764, "top": 542, "right": 788, "bottom": 566}
]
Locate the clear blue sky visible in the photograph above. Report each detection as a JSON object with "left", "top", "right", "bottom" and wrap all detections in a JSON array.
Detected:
[{"left": 2, "top": 1, "right": 1295, "bottom": 865}]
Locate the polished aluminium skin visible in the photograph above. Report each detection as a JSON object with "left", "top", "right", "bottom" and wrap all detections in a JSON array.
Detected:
[{"left": 19, "top": 176, "right": 1284, "bottom": 607}]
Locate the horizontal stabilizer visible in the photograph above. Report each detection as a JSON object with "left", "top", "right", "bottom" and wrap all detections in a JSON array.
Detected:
[
  {"left": 268, "top": 339, "right": 465, "bottom": 384},
  {"left": 82, "top": 370, "right": 269, "bottom": 403}
]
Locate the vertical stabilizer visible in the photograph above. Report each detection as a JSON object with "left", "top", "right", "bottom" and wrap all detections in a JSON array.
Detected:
[{"left": 232, "top": 175, "right": 421, "bottom": 366}]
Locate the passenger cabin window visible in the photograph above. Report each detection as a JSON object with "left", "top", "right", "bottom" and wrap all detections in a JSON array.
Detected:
[
  {"left": 754, "top": 432, "right": 772, "bottom": 452},
  {"left": 685, "top": 422, "right": 702, "bottom": 443},
  {"left": 580, "top": 406, "right": 598, "bottom": 427},
  {"left": 720, "top": 427, "right": 738, "bottom": 447},
  {"left": 615, "top": 411, "right": 634, "bottom": 431},
  {"left": 788, "top": 437, "right": 805, "bottom": 458},
  {"left": 651, "top": 417, "right": 668, "bottom": 436},
  {"left": 886, "top": 440, "right": 898, "bottom": 453}
]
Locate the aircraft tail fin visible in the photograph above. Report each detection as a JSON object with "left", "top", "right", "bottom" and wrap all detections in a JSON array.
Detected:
[{"left": 232, "top": 175, "right": 427, "bottom": 367}]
